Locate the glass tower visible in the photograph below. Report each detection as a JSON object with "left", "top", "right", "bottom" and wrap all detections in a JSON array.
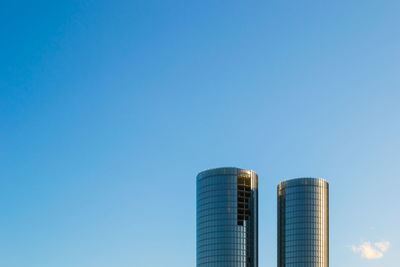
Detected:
[
  {"left": 277, "top": 178, "right": 329, "bottom": 267},
  {"left": 196, "top": 167, "right": 258, "bottom": 267}
]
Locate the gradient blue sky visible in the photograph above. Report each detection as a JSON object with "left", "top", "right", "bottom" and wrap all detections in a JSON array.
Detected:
[{"left": 1, "top": 1, "right": 399, "bottom": 266}]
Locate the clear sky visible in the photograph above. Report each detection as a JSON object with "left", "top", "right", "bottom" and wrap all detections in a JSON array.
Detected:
[{"left": 1, "top": 1, "right": 399, "bottom": 266}]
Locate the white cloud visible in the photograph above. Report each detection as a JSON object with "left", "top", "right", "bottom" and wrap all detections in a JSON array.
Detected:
[
  {"left": 351, "top": 241, "right": 391, "bottom": 259},
  {"left": 374, "top": 241, "right": 390, "bottom": 252}
]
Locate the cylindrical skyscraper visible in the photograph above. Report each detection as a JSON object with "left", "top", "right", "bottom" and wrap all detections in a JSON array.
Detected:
[
  {"left": 197, "top": 167, "right": 258, "bottom": 267},
  {"left": 277, "top": 178, "right": 329, "bottom": 267}
]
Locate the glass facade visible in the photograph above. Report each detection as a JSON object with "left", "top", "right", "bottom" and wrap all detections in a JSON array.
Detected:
[
  {"left": 277, "top": 178, "right": 329, "bottom": 267},
  {"left": 197, "top": 167, "right": 258, "bottom": 267}
]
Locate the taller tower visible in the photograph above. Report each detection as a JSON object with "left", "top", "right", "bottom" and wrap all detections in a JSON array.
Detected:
[
  {"left": 277, "top": 178, "right": 329, "bottom": 267},
  {"left": 196, "top": 167, "right": 258, "bottom": 267}
]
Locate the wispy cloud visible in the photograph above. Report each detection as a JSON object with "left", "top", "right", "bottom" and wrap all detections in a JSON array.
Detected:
[
  {"left": 351, "top": 241, "right": 391, "bottom": 259},
  {"left": 374, "top": 241, "right": 390, "bottom": 252}
]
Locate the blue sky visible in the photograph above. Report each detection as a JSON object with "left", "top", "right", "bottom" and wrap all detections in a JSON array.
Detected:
[{"left": 1, "top": 1, "right": 399, "bottom": 266}]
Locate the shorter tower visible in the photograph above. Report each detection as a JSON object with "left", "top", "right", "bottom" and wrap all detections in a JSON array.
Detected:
[
  {"left": 277, "top": 178, "right": 329, "bottom": 267},
  {"left": 196, "top": 167, "right": 258, "bottom": 267}
]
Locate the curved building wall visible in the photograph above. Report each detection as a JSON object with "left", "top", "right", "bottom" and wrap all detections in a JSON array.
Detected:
[
  {"left": 197, "top": 167, "right": 258, "bottom": 267},
  {"left": 277, "top": 178, "right": 329, "bottom": 267}
]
